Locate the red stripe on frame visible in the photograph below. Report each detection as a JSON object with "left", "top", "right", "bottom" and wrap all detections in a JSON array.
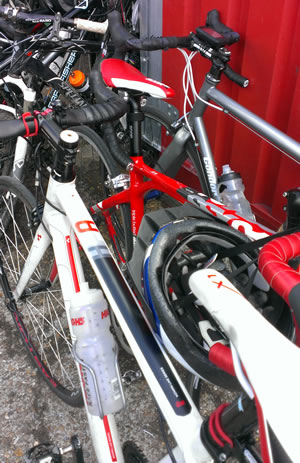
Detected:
[
  {"left": 49, "top": 260, "right": 58, "bottom": 283},
  {"left": 255, "top": 396, "right": 271, "bottom": 463},
  {"left": 65, "top": 235, "right": 80, "bottom": 293},
  {"left": 103, "top": 416, "right": 117, "bottom": 462}
]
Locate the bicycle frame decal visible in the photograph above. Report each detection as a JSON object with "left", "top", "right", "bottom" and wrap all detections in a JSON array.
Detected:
[
  {"left": 178, "top": 187, "right": 273, "bottom": 239},
  {"left": 103, "top": 416, "right": 117, "bottom": 462},
  {"left": 207, "top": 274, "right": 242, "bottom": 296},
  {"left": 66, "top": 235, "right": 80, "bottom": 292},
  {"left": 75, "top": 0, "right": 88, "bottom": 8},
  {"left": 88, "top": 244, "right": 192, "bottom": 416},
  {"left": 47, "top": 51, "right": 78, "bottom": 108},
  {"left": 75, "top": 220, "right": 99, "bottom": 233}
]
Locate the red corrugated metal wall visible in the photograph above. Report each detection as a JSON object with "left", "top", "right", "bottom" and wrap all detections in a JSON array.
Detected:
[{"left": 162, "top": 0, "right": 300, "bottom": 228}]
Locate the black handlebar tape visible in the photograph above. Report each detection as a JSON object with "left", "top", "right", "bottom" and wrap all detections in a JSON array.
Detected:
[
  {"left": 206, "top": 9, "right": 240, "bottom": 45},
  {"left": 101, "top": 122, "right": 130, "bottom": 169},
  {"left": 108, "top": 9, "right": 192, "bottom": 58},
  {"left": 108, "top": 10, "right": 134, "bottom": 59},
  {"left": 0, "top": 118, "right": 37, "bottom": 140},
  {"left": 89, "top": 55, "right": 122, "bottom": 104},
  {"left": 125, "top": 35, "right": 192, "bottom": 51},
  {"left": 224, "top": 66, "right": 249, "bottom": 87},
  {"left": 54, "top": 100, "right": 128, "bottom": 128}
]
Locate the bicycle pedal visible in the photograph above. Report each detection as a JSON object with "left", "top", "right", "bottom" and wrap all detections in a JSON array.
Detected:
[
  {"left": 23, "top": 443, "right": 62, "bottom": 463},
  {"left": 23, "top": 435, "right": 84, "bottom": 463},
  {"left": 122, "top": 369, "right": 143, "bottom": 385}
]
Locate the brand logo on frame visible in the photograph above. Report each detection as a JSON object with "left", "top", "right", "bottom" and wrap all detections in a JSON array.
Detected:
[
  {"left": 75, "top": 220, "right": 99, "bottom": 233},
  {"left": 101, "top": 309, "right": 109, "bottom": 319},
  {"left": 71, "top": 317, "right": 85, "bottom": 326}
]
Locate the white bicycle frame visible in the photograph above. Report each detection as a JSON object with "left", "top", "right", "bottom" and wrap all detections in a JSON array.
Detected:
[
  {"left": 13, "top": 169, "right": 213, "bottom": 463},
  {"left": 189, "top": 268, "right": 300, "bottom": 463},
  {"left": 0, "top": 75, "right": 33, "bottom": 180}
]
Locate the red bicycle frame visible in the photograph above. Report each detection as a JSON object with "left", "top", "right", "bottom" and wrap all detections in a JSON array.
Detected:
[{"left": 91, "top": 154, "right": 273, "bottom": 262}]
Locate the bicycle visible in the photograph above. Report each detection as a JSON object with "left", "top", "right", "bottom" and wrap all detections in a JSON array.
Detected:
[
  {"left": 45, "top": 13, "right": 300, "bottom": 381},
  {"left": 186, "top": 227, "right": 300, "bottom": 463},
  {"left": 103, "top": 8, "right": 300, "bottom": 211},
  {"left": 0, "top": 5, "right": 297, "bottom": 390},
  {"left": 0, "top": 104, "right": 299, "bottom": 463},
  {"left": 0, "top": 9, "right": 299, "bottom": 461},
  {"left": 0, "top": 101, "right": 215, "bottom": 463}
]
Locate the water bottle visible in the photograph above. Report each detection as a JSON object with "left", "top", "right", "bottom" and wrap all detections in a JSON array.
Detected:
[
  {"left": 218, "top": 164, "right": 255, "bottom": 221},
  {"left": 69, "top": 70, "right": 90, "bottom": 94},
  {"left": 70, "top": 283, "right": 124, "bottom": 417}
]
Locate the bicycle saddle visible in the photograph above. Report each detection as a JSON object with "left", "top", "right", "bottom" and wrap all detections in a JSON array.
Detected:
[
  {"left": 101, "top": 58, "right": 175, "bottom": 99},
  {"left": 189, "top": 268, "right": 300, "bottom": 462}
]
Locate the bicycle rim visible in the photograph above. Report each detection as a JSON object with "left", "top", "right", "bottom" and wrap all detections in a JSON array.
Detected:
[{"left": 0, "top": 176, "right": 83, "bottom": 406}]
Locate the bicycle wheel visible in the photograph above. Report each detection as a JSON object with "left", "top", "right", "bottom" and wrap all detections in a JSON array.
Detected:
[
  {"left": 0, "top": 176, "right": 83, "bottom": 406},
  {"left": 72, "top": 125, "right": 133, "bottom": 262},
  {"left": 142, "top": 217, "right": 293, "bottom": 391},
  {"left": 0, "top": 108, "right": 16, "bottom": 176}
]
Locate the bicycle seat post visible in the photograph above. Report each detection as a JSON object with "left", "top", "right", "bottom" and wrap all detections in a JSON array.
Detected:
[{"left": 127, "top": 94, "right": 145, "bottom": 158}]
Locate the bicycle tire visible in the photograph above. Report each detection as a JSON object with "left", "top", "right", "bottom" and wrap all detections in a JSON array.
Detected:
[
  {"left": 71, "top": 125, "right": 133, "bottom": 261},
  {"left": 0, "top": 108, "right": 16, "bottom": 176},
  {"left": 0, "top": 176, "right": 83, "bottom": 407}
]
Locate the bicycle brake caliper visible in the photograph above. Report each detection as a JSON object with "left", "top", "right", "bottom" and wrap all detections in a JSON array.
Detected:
[{"left": 105, "top": 174, "right": 130, "bottom": 190}]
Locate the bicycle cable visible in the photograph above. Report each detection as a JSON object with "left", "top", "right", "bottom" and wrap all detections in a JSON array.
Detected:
[
  {"left": 35, "top": 142, "right": 66, "bottom": 219},
  {"left": 177, "top": 48, "right": 224, "bottom": 145},
  {"left": 178, "top": 49, "right": 299, "bottom": 166}
]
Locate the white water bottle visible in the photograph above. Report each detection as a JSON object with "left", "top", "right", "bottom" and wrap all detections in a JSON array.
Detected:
[
  {"left": 70, "top": 283, "right": 124, "bottom": 416},
  {"left": 218, "top": 164, "right": 255, "bottom": 221}
]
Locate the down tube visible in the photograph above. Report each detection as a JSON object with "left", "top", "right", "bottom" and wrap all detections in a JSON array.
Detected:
[{"left": 58, "top": 183, "right": 212, "bottom": 463}]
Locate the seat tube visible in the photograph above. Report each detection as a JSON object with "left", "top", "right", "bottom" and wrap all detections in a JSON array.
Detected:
[
  {"left": 127, "top": 95, "right": 146, "bottom": 239},
  {"left": 189, "top": 76, "right": 222, "bottom": 201},
  {"left": 127, "top": 95, "right": 144, "bottom": 156},
  {"left": 193, "top": 116, "right": 220, "bottom": 201},
  {"left": 129, "top": 162, "right": 145, "bottom": 240}
]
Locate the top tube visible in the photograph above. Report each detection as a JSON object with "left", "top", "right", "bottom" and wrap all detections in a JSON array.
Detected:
[{"left": 206, "top": 85, "right": 300, "bottom": 162}]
